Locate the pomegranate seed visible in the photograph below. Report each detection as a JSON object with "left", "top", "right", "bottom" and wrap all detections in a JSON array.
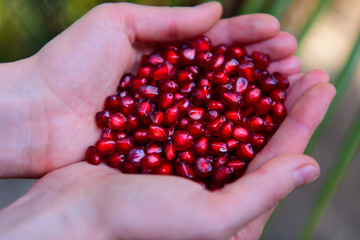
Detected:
[
  {"left": 223, "top": 58, "right": 240, "bottom": 76},
  {"left": 95, "top": 138, "right": 116, "bottom": 155},
  {"left": 237, "top": 143, "right": 254, "bottom": 159},
  {"left": 130, "top": 77, "right": 148, "bottom": 92},
  {"left": 146, "top": 141, "right": 163, "bottom": 154},
  {"left": 180, "top": 82, "right": 196, "bottom": 96},
  {"left": 127, "top": 114, "right": 140, "bottom": 132},
  {"left": 159, "top": 79, "right": 179, "bottom": 93},
  {"left": 254, "top": 69, "right": 269, "bottom": 82},
  {"left": 175, "top": 161, "right": 197, "bottom": 179},
  {"left": 86, "top": 146, "right": 102, "bottom": 165},
  {"left": 273, "top": 72, "right": 289, "bottom": 90},
  {"left": 148, "top": 125, "right": 168, "bottom": 142},
  {"left": 165, "top": 49, "right": 180, "bottom": 65},
  {"left": 216, "top": 83, "right": 234, "bottom": 97},
  {"left": 174, "top": 98, "right": 191, "bottom": 116},
  {"left": 195, "top": 157, "right": 213, "bottom": 178},
  {"left": 207, "top": 116, "right": 226, "bottom": 136},
  {"left": 264, "top": 114, "right": 279, "bottom": 133},
  {"left": 134, "top": 129, "right": 149, "bottom": 144},
  {"left": 163, "top": 106, "right": 179, "bottom": 126},
  {"left": 176, "top": 69, "right": 196, "bottom": 85},
  {"left": 228, "top": 46, "right": 246, "bottom": 60},
  {"left": 152, "top": 62, "right": 174, "bottom": 81},
  {"left": 188, "top": 121, "right": 205, "bottom": 138},
  {"left": 221, "top": 91, "right": 242, "bottom": 109},
  {"left": 114, "top": 131, "right": 127, "bottom": 140},
  {"left": 108, "top": 113, "right": 127, "bottom": 131},
  {"left": 178, "top": 150, "right": 196, "bottom": 164},
  {"left": 246, "top": 115, "right": 265, "bottom": 132},
  {"left": 191, "top": 86, "right": 211, "bottom": 106},
  {"left": 173, "top": 130, "right": 194, "bottom": 151},
  {"left": 101, "top": 128, "right": 114, "bottom": 139},
  {"left": 226, "top": 138, "right": 239, "bottom": 152},
  {"left": 214, "top": 154, "right": 229, "bottom": 169},
  {"left": 238, "top": 62, "right": 255, "bottom": 82},
  {"left": 210, "top": 142, "right": 228, "bottom": 155},
  {"left": 187, "top": 107, "right": 204, "bottom": 121},
  {"left": 207, "top": 100, "right": 226, "bottom": 112},
  {"left": 128, "top": 147, "right": 146, "bottom": 169},
  {"left": 164, "top": 141, "right": 176, "bottom": 162},
  {"left": 150, "top": 111, "right": 164, "bottom": 126},
  {"left": 272, "top": 102, "right": 287, "bottom": 123},
  {"left": 159, "top": 93, "right": 174, "bottom": 109},
  {"left": 205, "top": 110, "right": 221, "bottom": 122},
  {"left": 196, "top": 51, "right": 213, "bottom": 69},
  {"left": 244, "top": 87, "right": 261, "bottom": 106},
  {"left": 178, "top": 117, "right": 190, "bottom": 130},
  {"left": 270, "top": 89, "right": 286, "bottom": 103},
  {"left": 252, "top": 51, "right": 270, "bottom": 69},
  {"left": 107, "top": 151, "right": 126, "bottom": 168},
  {"left": 255, "top": 97, "right": 273, "bottom": 115},
  {"left": 95, "top": 110, "right": 111, "bottom": 127},
  {"left": 260, "top": 75, "right": 278, "bottom": 93},
  {"left": 251, "top": 133, "right": 267, "bottom": 148},
  {"left": 136, "top": 99, "right": 155, "bottom": 118},
  {"left": 138, "top": 85, "right": 159, "bottom": 100},
  {"left": 233, "top": 77, "right": 248, "bottom": 94},
  {"left": 116, "top": 137, "right": 133, "bottom": 153},
  {"left": 119, "top": 96, "right": 136, "bottom": 116},
  {"left": 141, "top": 153, "right": 162, "bottom": 169},
  {"left": 118, "top": 73, "right": 132, "bottom": 90},
  {"left": 211, "top": 54, "right": 226, "bottom": 70},
  {"left": 233, "top": 126, "right": 249, "bottom": 141},
  {"left": 213, "top": 166, "right": 232, "bottom": 183},
  {"left": 227, "top": 158, "right": 247, "bottom": 175},
  {"left": 145, "top": 53, "right": 164, "bottom": 66},
  {"left": 179, "top": 46, "right": 196, "bottom": 64},
  {"left": 221, "top": 122, "right": 234, "bottom": 139},
  {"left": 156, "top": 162, "right": 174, "bottom": 175},
  {"left": 224, "top": 110, "right": 242, "bottom": 124},
  {"left": 137, "top": 66, "right": 152, "bottom": 78},
  {"left": 213, "top": 44, "right": 228, "bottom": 55},
  {"left": 193, "top": 136, "right": 209, "bottom": 156},
  {"left": 192, "top": 35, "right": 212, "bottom": 51},
  {"left": 105, "top": 95, "right": 120, "bottom": 112}
]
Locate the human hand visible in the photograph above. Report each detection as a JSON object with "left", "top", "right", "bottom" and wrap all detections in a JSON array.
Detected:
[{"left": 0, "top": 2, "right": 335, "bottom": 239}]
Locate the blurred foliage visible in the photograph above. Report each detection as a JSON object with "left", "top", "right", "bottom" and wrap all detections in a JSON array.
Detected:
[{"left": 1, "top": 0, "right": 359, "bottom": 239}]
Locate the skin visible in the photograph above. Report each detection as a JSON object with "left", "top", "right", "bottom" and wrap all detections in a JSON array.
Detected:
[{"left": 0, "top": 2, "right": 335, "bottom": 239}]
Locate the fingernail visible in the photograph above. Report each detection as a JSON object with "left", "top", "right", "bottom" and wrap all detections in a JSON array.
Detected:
[{"left": 294, "top": 165, "right": 319, "bottom": 188}]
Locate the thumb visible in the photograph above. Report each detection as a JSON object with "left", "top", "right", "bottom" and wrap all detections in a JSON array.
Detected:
[{"left": 214, "top": 154, "right": 320, "bottom": 230}]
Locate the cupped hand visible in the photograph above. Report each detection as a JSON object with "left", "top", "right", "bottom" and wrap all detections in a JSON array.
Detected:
[{"left": 0, "top": 2, "right": 335, "bottom": 240}]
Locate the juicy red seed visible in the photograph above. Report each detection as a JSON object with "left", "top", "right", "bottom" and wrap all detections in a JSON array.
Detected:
[
  {"left": 178, "top": 150, "right": 196, "bottom": 164},
  {"left": 260, "top": 75, "right": 278, "bottom": 93},
  {"left": 246, "top": 116, "right": 265, "bottom": 132},
  {"left": 165, "top": 49, "right": 180, "bottom": 65},
  {"left": 244, "top": 88, "right": 261, "bottom": 106},
  {"left": 221, "top": 122, "right": 233, "bottom": 139},
  {"left": 237, "top": 143, "right": 254, "bottom": 159},
  {"left": 176, "top": 69, "right": 196, "bottom": 85},
  {"left": 254, "top": 69, "right": 269, "bottom": 81},
  {"left": 188, "top": 121, "right": 205, "bottom": 138},
  {"left": 96, "top": 110, "right": 111, "bottom": 127},
  {"left": 159, "top": 79, "right": 179, "bottom": 93},
  {"left": 197, "top": 77, "right": 212, "bottom": 88},
  {"left": 208, "top": 116, "right": 226, "bottom": 136},
  {"left": 252, "top": 51, "right": 270, "bottom": 69},
  {"left": 196, "top": 51, "right": 213, "bottom": 68},
  {"left": 101, "top": 128, "right": 114, "bottom": 139},
  {"left": 193, "top": 136, "right": 209, "bottom": 156},
  {"left": 223, "top": 58, "right": 240, "bottom": 76},
  {"left": 118, "top": 73, "right": 133, "bottom": 90},
  {"left": 134, "top": 129, "right": 149, "bottom": 144},
  {"left": 187, "top": 107, "right": 204, "bottom": 121},
  {"left": 213, "top": 166, "right": 232, "bottom": 183},
  {"left": 137, "top": 66, "right": 152, "bottom": 78},
  {"left": 167, "top": 127, "right": 176, "bottom": 138},
  {"left": 137, "top": 85, "right": 159, "bottom": 100},
  {"left": 228, "top": 46, "right": 246, "bottom": 60},
  {"left": 95, "top": 138, "right": 116, "bottom": 155},
  {"left": 163, "top": 106, "right": 179, "bottom": 126},
  {"left": 216, "top": 83, "right": 234, "bottom": 97},
  {"left": 224, "top": 110, "right": 242, "bottom": 124},
  {"left": 128, "top": 147, "right": 146, "bottom": 168},
  {"left": 108, "top": 113, "right": 127, "bottom": 131},
  {"left": 127, "top": 114, "right": 140, "bottom": 132},
  {"left": 107, "top": 151, "right": 126, "bottom": 168},
  {"left": 227, "top": 158, "right": 247, "bottom": 173},
  {"left": 175, "top": 98, "right": 191, "bottom": 116},
  {"left": 150, "top": 111, "right": 164, "bottom": 126},
  {"left": 145, "top": 53, "right": 164, "bottom": 66},
  {"left": 105, "top": 95, "right": 120, "bottom": 111},
  {"left": 270, "top": 89, "right": 286, "bottom": 102},
  {"left": 86, "top": 146, "right": 102, "bottom": 165},
  {"left": 114, "top": 131, "right": 127, "bottom": 140},
  {"left": 159, "top": 93, "right": 174, "bottom": 109},
  {"left": 175, "top": 161, "right": 197, "bottom": 179},
  {"left": 214, "top": 154, "right": 229, "bottom": 169},
  {"left": 240, "top": 55, "right": 255, "bottom": 64},
  {"left": 206, "top": 110, "right": 221, "bottom": 122},
  {"left": 123, "top": 162, "right": 139, "bottom": 173},
  {"left": 146, "top": 142, "right": 163, "bottom": 154},
  {"left": 191, "top": 86, "right": 211, "bottom": 106},
  {"left": 234, "top": 77, "right": 248, "bottom": 94},
  {"left": 212, "top": 70, "right": 229, "bottom": 84},
  {"left": 210, "top": 142, "right": 228, "bottom": 155},
  {"left": 207, "top": 101, "right": 226, "bottom": 112},
  {"left": 264, "top": 114, "right": 279, "bottom": 133},
  {"left": 179, "top": 46, "right": 196, "bottom": 63},
  {"left": 119, "top": 96, "right": 136, "bottom": 116},
  {"left": 156, "top": 162, "right": 174, "bottom": 175},
  {"left": 118, "top": 90, "right": 131, "bottom": 98},
  {"left": 255, "top": 97, "right": 273, "bottom": 115},
  {"left": 180, "top": 82, "right": 196, "bottom": 96},
  {"left": 148, "top": 125, "right": 168, "bottom": 142},
  {"left": 226, "top": 138, "right": 239, "bottom": 152},
  {"left": 173, "top": 130, "right": 194, "bottom": 151},
  {"left": 251, "top": 133, "right": 267, "bottom": 148},
  {"left": 211, "top": 54, "right": 226, "bottom": 70},
  {"left": 221, "top": 91, "right": 242, "bottom": 109},
  {"left": 164, "top": 141, "right": 176, "bottom": 162},
  {"left": 178, "top": 117, "right": 190, "bottom": 130},
  {"left": 137, "top": 99, "right": 155, "bottom": 118},
  {"left": 152, "top": 62, "right": 174, "bottom": 81},
  {"left": 238, "top": 62, "right": 255, "bottom": 82},
  {"left": 195, "top": 157, "right": 213, "bottom": 178},
  {"left": 116, "top": 138, "right": 133, "bottom": 153},
  {"left": 130, "top": 77, "right": 147, "bottom": 92},
  {"left": 233, "top": 126, "right": 249, "bottom": 141},
  {"left": 141, "top": 153, "right": 162, "bottom": 169},
  {"left": 192, "top": 35, "right": 212, "bottom": 51},
  {"left": 272, "top": 102, "right": 287, "bottom": 123},
  {"left": 273, "top": 72, "right": 290, "bottom": 90}
]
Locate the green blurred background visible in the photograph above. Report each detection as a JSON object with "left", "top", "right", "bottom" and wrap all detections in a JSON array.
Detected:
[{"left": 0, "top": 0, "right": 359, "bottom": 239}]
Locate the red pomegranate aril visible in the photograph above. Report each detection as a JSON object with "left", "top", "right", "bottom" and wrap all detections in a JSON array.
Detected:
[
  {"left": 233, "top": 77, "right": 248, "bottom": 94},
  {"left": 270, "top": 89, "right": 286, "bottom": 103},
  {"left": 214, "top": 154, "right": 229, "bottom": 169},
  {"left": 193, "top": 136, "right": 209, "bottom": 156},
  {"left": 244, "top": 87, "right": 261, "bottom": 106},
  {"left": 212, "top": 70, "right": 229, "bottom": 84},
  {"left": 233, "top": 126, "right": 249, "bottom": 141},
  {"left": 101, "top": 128, "right": 114, "bottom": 139},
  {"left": 173, "top": 130, "right": 194, "bottom": 151},
  {"left": 130, "top": 77, "right": 147, "bottom": 92},
  {"left": 251, "top": 133, "right": 267, "bottom": 148},
  {"left": 152, "top": 62, "right": 174, "bottom": 81},
  {"left": 211, "top": 54, "right": 226, "bottom": 70},
  {"left": 264, "top": 114, "right": 279, "bottom": 133},
  {"left": 175, "top": 98, "right": 191, "bottom": 116},
  {"left": 141, "top": 153, "right": 162, "bottom": 169},
  {"left": 137, "top": 85, "right": 159, "bottom": 100},
  {"left": 191, "top": 86, "right": 211, "bottom": 106},
  {"left": 119, "top": 96, "right": 136, "bottom": 116},
  {"left": 216, "top": 83, "right": 234, "bottom": 97},
  {"left": 221, "top": 91, "right": 242, "bottom": 109},
  {"left": 164, "top": 140, "right": 176, "bottom": 162},
  {"left": 246, "top": 115, "right": 265, "bottom": 132},
  {"left": 107, "top": 151, "right": 126, "bottom": 168},
  {"left": 196, "top": 51, "right": 213, "bottom": 68},
  {"left": 260, "top": 75, "right": 278, "bottom": 93},
  {"left": 237, "top": 143, "right": 254, "bottom": 159},
  {"left": 150, "top": 111, "right": 164, "bottom": 126},
  {"left": 238, "top": 62, "right": 255, "bottom": 82},
  {"left": 221, "top": 122, "right": 233, "bottom": 139},
  {"left": 228, "top": 46, "right": 246, "bottom": 60},
  {"left": 137, "top": 66, "right": 152, "bottom": 78},
  {"left": 188, "top": 121, "right": 205, "bottom": 138},
  {"left": 254, "top": 69, "right": 269, "bottom": 82},
  {"left": 128, "top": 147, "right": 146, "bottom": 168},
  {"left": 206, "top": 110, "right": 221, "bottom": 122},
  {"left": 226, "top": 138, "right": 239, "bottom": 152},
  {"left": 136, "top": 99, "right": 155, "bottom": 118},
  {"left": 180, "top": 82, "right": 196, "bottom": 96},
  {"left": 123, "top": 162, "right": 139, "bottom": 173},
  {"left": 114, "top": 131, "right": 127, "bottom": 140},
  {"left": 95, "top": 138, "right": 116, "bottom": 155},
  {"left": 178, "top": 117, "right": 190, "bottom": 130},
  {"left": 167, "top": 127, "right": 176, "bottom": 138},
  {"left": 134, "top": 129, "right": 149, "bottom": 144},
  {"left": 176, "top": 69, "right": 196, "bottom": 85},
  {"left": 178, "top": 150, "right": 196, "bottom": 165},
  {"left": 108, "top": 113, "right": 127, "bottom": 131},
  {"left": 223, "top": 58, "right": 240, "bottom": 76},
  {"left": 192, "top": 35, "right": 212, "bottom": 51},
  {"left": 255, "top": 97, "right": 273, "bottom": 115},
  {"left": 86, "top": 146, "right": 102, "bottom": 165},
  {"left": 118, "top": 73, "right": 132, "bottom": 90},
  {"left": 179, "top": 46, "right": 196, "bottom": 63},
  {"left": 159, "top": 79, "right": 179, "bottom": 94},
  {"left": 165, "top": 49, "right": 180, "bottom": 65},
  {"left": 210, "top": 142, "right": 228, "bottom": 155},
  {"left": 159, "top": 93, "right": 174, "bottom": 109},
  {"left": 96, "top": 110, "right": 111, "bottom": 127},
  {"left": 145, "top": 53, "right": 164, "bottom": 66},
  {"left": 224, "top": 110, "right": 242, "bottom": 124},
  {"left": 127, "top": 114, "right": 140, "bottom": 132},
  {"left": 187, "top": 107, "right": 204, "bottom": 121},
  {"left": 146, "top": 141, "right": 163, "bottom": 154},
  {"left": 148, "top": 125, "right": 168, "bottom": 142},
  {"left": 197, "top": 77, "right": 211, "bottom": 88},
  {"left": 195, "top": 157, "right": 213, "bottom": 178},
  {"left": 105, "top": 95, "right": 121, "bottom": 111},
  {"left": 273, "top": 72, "right": 290, "bottom": 90},
  {"left": 240, "top": 55, "right": 255, "bottom": 64},
  {"left": 175, "top": 161, "right": 198, "bottom": 179},
  {"left": 207, "top": 100, "right": 226, "bottom": 112},
  {"left": 116, "top": 137, "right": 133, "bottom": 153},
  {"left": 242, "top": 106, "right": 254, "bottom": 117},
  {"left": 252, "top": 51, "right": 270, "bottom": 69},
  {"left": 118, "top": 90, "right": 131, "bottom": 98},
  {"left": 227, "top": 158, "right": 247, "bottom": 173},
  {"left": 163, "top": 106, "right": 179, "bottom": 126},
  {"left": 213, "top": 166, "right": 232, "bottom": 183},
  {"left": 156, "top": 162, "right": 174, "bottom": 175},
  {"left": 208, "top": 116, "right": 226, "bottom": 136},
  {"left": 272, "top": 102, "right": 287, "bottom": 123}
]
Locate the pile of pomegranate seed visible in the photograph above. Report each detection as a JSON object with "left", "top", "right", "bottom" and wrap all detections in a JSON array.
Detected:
[{"left": 85, "top": 35, "right": 289, "bottom": 190}]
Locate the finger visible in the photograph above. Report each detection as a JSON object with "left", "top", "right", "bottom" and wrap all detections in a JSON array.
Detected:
[
  {"left": 113, "top": 2, "right": 223, "bottom": 43},
  {"left": 214, "top": 154, "right": 319, "bottom": 233},
  {"left": 249, "top": 82, "right": 336, "bottom": 171},
  {"left": 245, "top": 32, "right": 298, "bottom": 61},
  {"left": 268, "top": 55, "right": 302, "bottom": 75},
  {"left": 205, "top": 14, "right": 280, "bottom": 45}
]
